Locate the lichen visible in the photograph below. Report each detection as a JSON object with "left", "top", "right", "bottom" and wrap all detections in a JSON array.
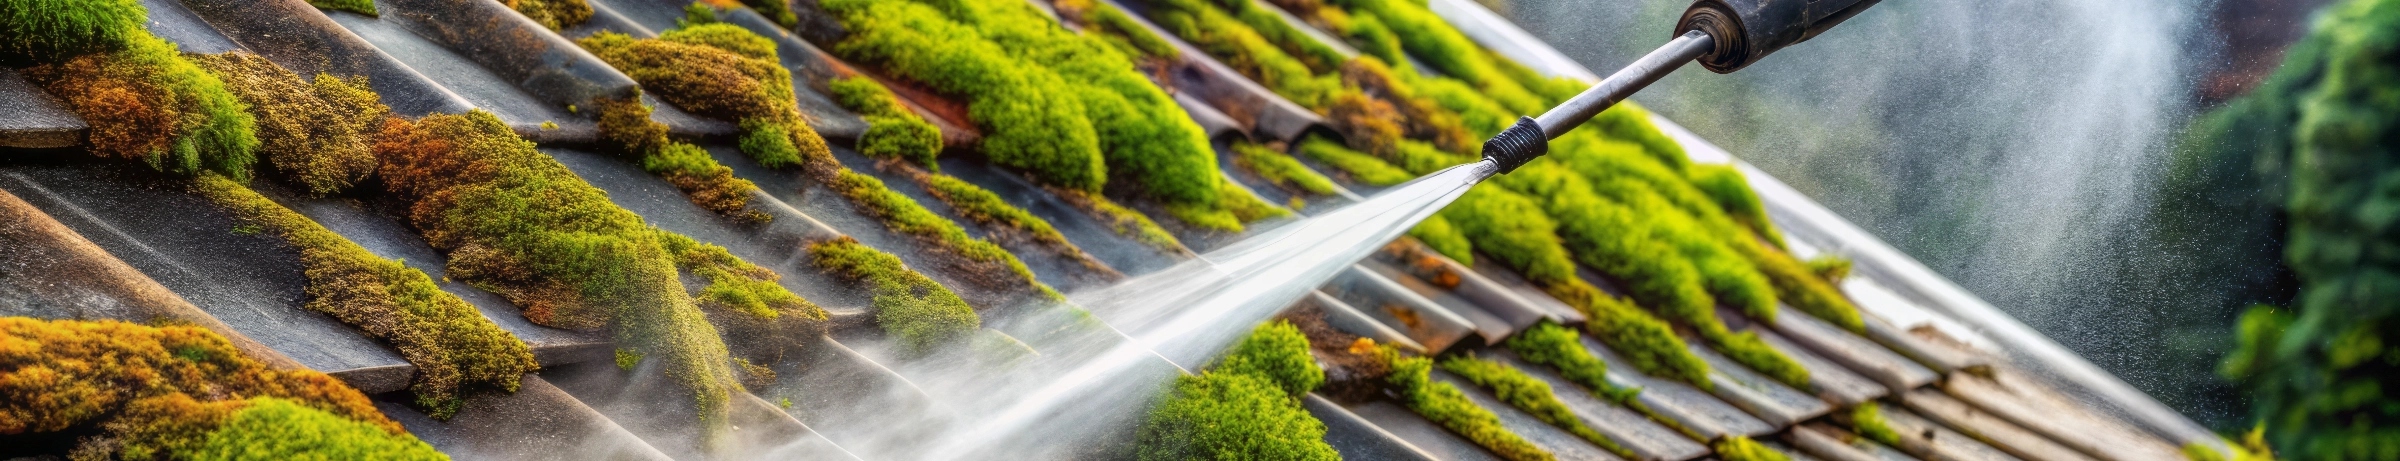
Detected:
[
  {"left": 808, "top": 237, "right": 979, "bottom": 353},
  {"left": 0, "top": 318, "right": 418, "bottom": 458},
  {"left": 191, "top": 52, "right": 383, "bottom": 195},
  {"left": 502, "top": 0, "right": 591, "bottom": 31}
]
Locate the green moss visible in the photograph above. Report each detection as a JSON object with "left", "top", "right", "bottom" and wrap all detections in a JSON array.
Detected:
[
  {"left": 1145, "top": 0, "right": 1342, "bottom": 107},
  {"left": 1688, "top": 163, "right": 1786, "bottom": 247},
  {"left": 2184, "top": 426, "right": 2279, "bottom": 461},
  {"left": 824, "top": 0, "right": 1106, "bottom": 191},
  {"left": 1055, "top": 0, "right": 1180, "bottom": 60},
  {"left": 737, "top": 0, "right": 797, "bottom": 28},
  {"left": 1713, "top": 435, "right": 1790, "bottom": 461},
  {"left": 828, "top": 76, "right": 943, "bottom": 169},
  {"left": 1442, "top": 355, "right": 1633, "bottom": 459},
  {"left": 664, "top": 23, "right": 776, "bottom": 60},
  {"left": 808, "top": 237, "right": 980, "bottom": 353},
  {"left": 306, "top": 0, "right": 376, "bottom": 16},
  {"left": 1804, "top": 255, "right": 1852, "bottom": 283},
  {"left": 29, "top": 32, "right": 259, "bottom": 182},
  {"left": 1503, "top": 322, "right": 1639, "bottom": 403},
  {"left": 375, "top": 110, "right": 743, "bottom": 433},
  {"left": 616, "top": 348, "right": 643, "bottom": 370},
  {"left": 183, "top": 398, "right": 444, "bottom": 460},
  {"left": 1326, "top": 0, "right": 1546, "bottom": 114},
  {"left": 1206, "top": 0, "right": 1346, "bottom": 74},
  {"left": 1233, "top": 142, "right": 1336, "bottom": 195},
  {"left": 0, "top": 0, "right": 145, "bottom": 62},
  {"left": 1408, "top": 215, "right": 1471, "bottom": 266},
  {"left": 657, "top": 231, "right": 824, "bottom": 321},
  {"left": 577, "top": 29, "right": 828, "bottom": 170},
  {"left": 1137, "top": 372, "right": 1340, "bottom": 461},
  {"left": 922, "top": 174, "right": 1093, "bottom": 264},
  {"left": 1579, "top": 292, "right": 1711, "bottom": 390},
  {"left": 1387, "top": 353, "right": 1553, "bottom": 461},
  {"left": 1298, "top": 135, "right": 1412, "bottom": 186},
  {"left": 194, "top": 174, "right": 537, "bottom": 419},
  {"left": 597, "top": 98, "right": 767, "bottom": 222},
  {"left": 502, "top": 0, "right": 591, "bottom": 31},
  {"left": 1055, "top": 187, "right": 1185, "bottom": 252},
  {"left": 1851, "top": 402, "right": 1900, "bottom": 447},
  {"left": 1214, "top": 321, "right": 1324, "bottom": 397},
  {"left": 1166, "top": 178, "right": 1291, "bottom": 232},
  {"left": 191, "top": 52, "right": 382, "bottom": 196},
  {"left": 829, "top": 170, "right": 1044, "bottom": 291},
  {"left": 1341, "top": 57, "right": 1479, "bottom": 154}
]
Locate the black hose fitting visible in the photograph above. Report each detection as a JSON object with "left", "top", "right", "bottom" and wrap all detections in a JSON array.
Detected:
[{"left": 1482, "top": 116, "right": 1548, "bottom": 175}]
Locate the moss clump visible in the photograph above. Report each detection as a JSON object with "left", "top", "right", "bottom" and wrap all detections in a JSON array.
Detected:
[
  {"left": 1341, "top": 57, "right": 1478, "bottom": 154},
  {"left": 1298, "top": 135, "right": 1412, "bottom": 186},
  {"left": 824, "top": 0, "right": 1105, "bottom": 191},
  {"left": 657, "top": 231, "right": 826, "bottom": 363},
  {"left": 1137, "top": 322, "right": 1339, "bottom": 460},
  {"left": 0, "top": 0, "right": 145, "bottom": 63},
  {"left": 829, "top": 170, "right": 1046, "bottom": 292},
  {"left": 177, "top": 397, "right": 444, "bottom": 460},
  {"left": 596, "top": 98, "right": 769, "bottom": 222},
  {"left": 306, "top": 0, "right": 376, "bottom": 16},
  {"left": 1687, "top": 163, "right": 1786, "bottom": 248},
  {"left": 1851, "top": 402, "right": 1900, "bottom": 447},
  {"left": 1166, "top": 178, "right": 1292, "bottom": 232},
  {"left": 1714, "top": 435, "right": 1791, "bottom": 461},
  {"left": 375, "top": 110, "right": 745, "bottom": 432},
  {"left": 1146, "top": 0, "right": 1342, "bottom": 107},
  {"left": 1387, "top": 352, "right": 1553, "bottom": 461},
  {"left": 923, "top": 174, "right": 1099, "bottom": 266},
  {"left": 1233, "top": 142, "right": 1336, "bottom": 196},
  {"left": 27, "top": 33, "right": 259, "bottom": 182},
  {"left": 1326, "top": 0, "right": 1548, "bottom": 113},
  {"left": 1804, "top": 255, "right": 1852, "bottom": 283},
  {"left": 193, "top": 174, "right": 536, "bottom": 419},
  {"left": 828, "top": 76, "right": 942, "bottom": 170},
  {"left": 578, "top": 28, "right": 829, "bottom": 170},
  {"left": 0, "top": 318, "right": 417, "bottom": 458},
  {"left": 1053, "top": 187, "right": 1185, "bottom": 253},
  {"left": 1442, "top": 355, "right": 1633, "bottom": 459},
  {"left": 502, "top": 0, "right": 591, "bottom": 31},
  {"left": 191, "top": 53, "right": 384, "bottom": 195},
  {"left": 1054, "top": 0, "right": 1180, "bottom": 61},
  {"left": 1408, "top": 215, "right": 1471, "bottom": 266},
  {"left": 809, "top": 237, "right": 980, "bottom": 353},
  {"left": 1504, "top": 323, "right": 1640, "bottom": 402}
]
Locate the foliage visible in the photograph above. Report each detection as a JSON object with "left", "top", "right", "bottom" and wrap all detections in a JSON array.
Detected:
[
  {"left": 922, "top": 174, "right": 1090, "bottom": 263},
  {"left": 0, "top": 0, "right": 145, "bottom": 63},
  {"left": 828, "top": 76, "right": 942, "bottom": 169},
  {"left": 502, "top": 0, "right": 591, "bottom": 31},
  {"left": 374, "top": 110, "right": 741, "bottom": 432},
  {"left": 27, "top": 33, "right": 258, "bottom": 182},
  {"left": 1409, "top": 215, "right": 1471, "bottom": 266},
  {"left": 1386, "top": 353, "right": 1553, "bottom": 461},
  {"left": 0, "top": 318, "right": 411, "bottom": 457},
  {"left": 192, "top": 52, "right": 384, "bottom": 195},
  {"left": 1504, "top": 322, "right": 1638, "bottom": 403},
  {"left": 1713, "top": 435, "right": 1790, "bottom": 461},
  {"left": 829, "top": 170, "right": 1044, "bottom": 290},
  {"left": 1214, "top": 321, "right": 1325, "bottom": 397},
  {"left": 597, "top": 98, "right": 768, "bottom": 221},
  {"left": 1233, "top": 142, "right": 1336, "bottom": 195},
  {"left": 2210, "top": 0, "right": 2400, "bottom": 457},
  {"left": 809, "top": 237, "right": 980, "bottom": 353},
  {"left": 1442, "top": 355, "right": 1632, "bottom": 458},
  {"left": 306, "top": 0, "right": 377, "bottom": 16},
  {"left": 1299, "top": 135, "right": 1412, "bottom": 186},
  {"left": 1054, "top": 0, "right": 1180, "bottom": 61},
  {"left": 578, "top": 29, "right": 826, "bottom": 169},
  {"left": 194, "top": 174, "right": 536, "bottom": 419},
  {"left": 824, "top": 0, "right": 1104, "bottom": 191},
  {"left": 183, "top": 397, "right": 445, "bottom": 460},
  {"left": 1137, "top": 372, "right": 1339, "bottom": 461}
]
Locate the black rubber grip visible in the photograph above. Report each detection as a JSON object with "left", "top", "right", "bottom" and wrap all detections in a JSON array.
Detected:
[{"left": 1482, "top": 116, "right": 1548, "bottom": 175}]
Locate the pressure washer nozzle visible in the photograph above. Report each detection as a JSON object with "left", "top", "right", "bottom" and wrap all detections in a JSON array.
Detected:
[{"left": 1483, "top": 117, "right": 1548, "bottom": 174}]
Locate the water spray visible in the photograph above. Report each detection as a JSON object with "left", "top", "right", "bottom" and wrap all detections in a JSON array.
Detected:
[{"left": 1482, "top": 0, "right": 1886, "bottom": 173}]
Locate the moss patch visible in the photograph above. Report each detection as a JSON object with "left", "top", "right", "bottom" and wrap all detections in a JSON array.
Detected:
[
  {"left": 1054, "top": 0, "right": 1180, "bottom": 61},
  {"left": 375, "top": 110, "right": 755, "bottom": 433},
  {"left": 26, "top": 33, "right": 258, "bottom": 182},
  {"left": 1052, "top": 186, "right": 1185, "bottom": 253},
  {"left": 1442, "top": 355, "right": 1632, "bottom": 459},
  {"left": 0, "top": 0, "right": 146, "bottom": 63},
  {"left": 1851, "top": 402, "right": 1900, "bottom": 447},
  {"left": 829, "top": 170, "right": 1047, "bottom": 293},
  {"left": 502, "top": 0, "right": 591, "bottom": 31},
  {"left": 191, "top": 52, "right": 384, "bottom": 195},
  {"left": 1137, "top": 321, "right": 1339, "bottom": 460},
  {"left": 1387, "top": 352, "right": 1552, "bottom": 461},
  {"left": 1233, "top": 142, "right": 1336, "bottom": 196},
  {"left": 922, "top": 173, "right": 1101, "bottom": 268},
  {"left": 178, "top": 397, "right": 443, "bottom": 460},
  {"left": 306, "top": 0, "right": 377, "bottom": 16},
  {"left": 828, "top": 76, "right": 942, "bottom": 170},
  {"left": 578, "top": 27, "right": 828, "bottom": 170},
  {"left": 595, "top": 97, "right": 769, "bottom": 222},
  {"left": 1712, "top": 435, "right": 1791, "bottom": 461},
  {"left": 808, "top": 237, "right": 979, "bottom": 353},
  {"left": 1299, "top": 135, "right": 1411, "bottom": 186},
  {"left": 0, "top": 318, "right": 417, "bottom": 458}
]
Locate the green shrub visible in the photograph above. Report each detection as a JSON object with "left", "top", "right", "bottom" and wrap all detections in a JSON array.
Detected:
[
  {"left": 1442, "top": 355, "right": 1632, "bottom": 458},
  {"left": 28, "top": 32, "right": 259, "bottom": 182},
  {"left": 1298, "top": 136, "right": 1412, "bottom": 186},
  {"left": 0, "top": 0, "right": 145, "bottom": 62},
  {"left": 1852, "top": 402, "right": 1900, "bottom": 446},
  {"left": 1713, "top": 435, "right": 1790, "bottom": 461},
  {"left": 1214, "top": 321, "right": 1325, "bottom": 397},
  {"left": 829, "top": 170, "right": 1045, "bottom": 290},
  {"left": 1233, "top": 142, "right": 1336, "bottom": 195},
  {"left": 182, "top": 398, "right": 445, "bottom": 460},
  {"left": 191, "top": 53, "right": 382, "bottom": 195},
  {"left": 194, "top": 174, "right": 537, "bottom": 419},
  {"left": 1408, "top": 215, "right": 1471, "bottom": 266},
  {"left": 828, "top": 76, "right": 943, "bottom": 169},
  {"left": 502, "top": 0, "right": 591, "bottom": 31},
  {"left": 809, "top": 237, "right": 980, "bottom": 353},
  {"left": 1387, "top": 353, "right": 1553, "bottom": 461},
  {"left": 824, "top": 0, "right": 1107, "bottom": 191},
  {"left": 306, "top": 0, "right": 376, "bottom": 16},
  {"left": 375, "top": 110, "right": 743, "bottom": 433},
  {"left": 1137, "top": 372, "right": 1340, "bottom": 461}
]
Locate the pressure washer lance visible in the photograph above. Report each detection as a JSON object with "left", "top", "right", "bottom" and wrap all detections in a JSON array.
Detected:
[{"left": 1479, "top": 0, "right": 1884, "bottom": 173}]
